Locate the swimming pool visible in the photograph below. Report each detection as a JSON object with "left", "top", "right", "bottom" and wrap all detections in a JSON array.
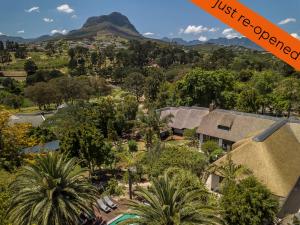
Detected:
[{"left": 108, "top": 213, "right": 138, "bottom": 225}]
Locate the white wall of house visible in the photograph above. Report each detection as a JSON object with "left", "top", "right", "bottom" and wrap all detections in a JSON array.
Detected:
[{"left": 206, "top": 174, "right": 220, "bottom": 192}]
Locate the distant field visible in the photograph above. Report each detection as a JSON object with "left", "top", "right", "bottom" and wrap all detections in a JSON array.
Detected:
[
  {"left": 0, "top": 71, "right": 27, "bottom": 81},
  {"left": 0, "top": 52, "right": 69, "bottom": 71}
]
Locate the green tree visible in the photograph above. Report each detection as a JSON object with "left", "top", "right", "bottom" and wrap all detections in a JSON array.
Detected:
[
  {"left": 24, "top": 60, "right": 38, "bottom": 75},
  {"left": 176, "top": 69, "right": 235, "bottom": 107},
  {"left": 123, "top": 172, "right": 222, "bottom": 225},
  {"left": 136, "top": 109, "right": 172, "bottom": 150},
  {"left": 123, "top": 72, "right": 145, "bottom": 101},
  {"left": 61, "top": 125, "right": 112, "bottom": 174},
  {"left": 183, "top": 128, "right": 199, "bottom": 148},
  {"left": 273, "top": 77, "right": 300, "bottom": 117},
  {"left": 8, "top": 153, "right": 98, "bottom": 225},
  {"left": 237, "top": 88, "right": 260, "bottom": 113},
  {"left": 202, "top": 140, "right": 224, "bottom": 163},
  {"left": 251, "top": 71, "right": 281, "bottom": 114},
  {"left": 216, "top": 155, "right": 251, "bottom": 185},
  {"left": 221, "top": 176, "right": 279, "bottom": 225}
]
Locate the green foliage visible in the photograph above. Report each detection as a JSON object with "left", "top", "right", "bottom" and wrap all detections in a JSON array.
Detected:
[
  {"left": 24, "top": 59, "right": 38, "bottom": 75},
  {"left": 176, "top": 69, "right": 235, "bottom": 107},
  {"left": 221, "top": 176, "right": 279, "bottom": 225},
  {"left": 237, "top": 88, "right": 260, "bottom": 113},
  {"left": 136, "top": 109, "right": 172, "bottom": 150},
  {"left": 26, "top": 69, "right": 64, "bottom": 85},
  {"left": 202, "top": 140, "right": 224, "bottom": 163},
  {"left": 123, "top": 72, "right": 145, "bottom": 101},
  {"left": 8, "top": 153, "right": 98, "bottom": 225},
  {"left": 0, "top": 170, "right": 16, "bottom": 225},
  {"left": 123, "top": 171, "right": 222, "bottom": 225},
  {"left": 128, "top": 140, "right": 138, "bottom": 152},
  {"left": 142, "top": 145, "right": 207, "bottom": 177},
  {"left": 183, "top": 128, "right": 198, "bottom": 147},
  {"left": 61, "top": 124, "right": 112, "bottom": 173},
  {"left": 104, "top": 178, "right": 124, "bottom": 197}
]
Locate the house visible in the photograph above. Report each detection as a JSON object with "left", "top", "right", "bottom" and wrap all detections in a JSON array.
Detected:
[
  {"left": 159, "top": 107, "right": 280, "bottom": 150},
  {"left": 197, "top": 109, "right": 280, "bottom": 150},
  {"left": 206, "top": 118, "right": 300, "bottom": 218},
  {"left": 158, "top": 107, "right": 209, "bottom": 135}
]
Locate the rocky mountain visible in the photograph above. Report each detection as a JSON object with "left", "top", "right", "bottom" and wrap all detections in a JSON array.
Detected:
[{"left": 65, "top": 12, "right": 141, "bottom": 39}]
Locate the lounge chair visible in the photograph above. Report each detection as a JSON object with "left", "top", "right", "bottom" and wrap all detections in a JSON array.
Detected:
[
  {"left": 97, "top": 199, "right": 111, "bottom": 213},
  {"left": 103, "top": 196, "right": 117, "bottom": 209}
]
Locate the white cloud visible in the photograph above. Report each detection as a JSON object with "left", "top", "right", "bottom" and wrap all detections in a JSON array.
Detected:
[
  {"left": 291, "top": 33, "right": 300, "bottom": 39},
  {"left": 25, "top": 6, "right": 39, "bottom": 13},
  {"left": 51, "top": 29, "right": 68, "bottom": 35},
  {"left": 43, "top": 18, "right": 54, "bottom": 23},
  {"left": 57, "top": 4, "right": 74, "bottom": 14},
  {"left": 17, "top": 30, "right": 25, "bottom": 34},
  {"left": 183, "top": 25, "right": 208, "bottom": 34},
  {"left": 278, "top": 18, "right": 296, "bottom": 25},
  {"left": 198, "top": 36, "right": 208, "bottom": 42},
  {"left": 208, "top": 27, "right": 218, "bottom": 32},
  {"left": 71, "top": 15, "right": 77, "bottom": 19},
  {"left": 222, "top": 28, "right": 241, "bottom": 39},
  {"left": 0, "top": 32, "right": 4, "bottom": 36},
  {"left": 143, "top": 32, "right": 155, "bottom": 36}
]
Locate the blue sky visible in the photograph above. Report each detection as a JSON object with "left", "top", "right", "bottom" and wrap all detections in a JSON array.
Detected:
[{"left": 0, "top": 0, "right": 299, "bottom": 40}]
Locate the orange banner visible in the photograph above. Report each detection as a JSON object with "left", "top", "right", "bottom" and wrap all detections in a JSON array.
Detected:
[{"left": 190, "top": 0, "right": 300, "bottom": 71}]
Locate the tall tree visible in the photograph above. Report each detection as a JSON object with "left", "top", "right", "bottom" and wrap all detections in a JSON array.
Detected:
[
  {"left": 8, "top": 153, "right": 98, "bottom": 225},
  {"left": 61, "top": 125, "right": 112, "bottom": 174},
  {"left": 24, "top": 60, "right": 38, "bottom": 75},
  {"left": 123, "top": 72, "right": 145, "bottom": 101},
  {"left": 124, "top": 172, "right": 222, "bottom": 225},
  {"left": 273, "top": 77, "right": 300, "bottom": 117}
]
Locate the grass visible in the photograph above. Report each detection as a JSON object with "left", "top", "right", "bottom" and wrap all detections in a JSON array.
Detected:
[{"left": 1, "top": 52, "right": 69, "bottom": 71}]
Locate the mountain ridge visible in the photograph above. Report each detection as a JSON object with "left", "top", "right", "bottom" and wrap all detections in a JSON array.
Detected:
[{"left": 0, "top": 12, "right": 262, "bottom": 50}]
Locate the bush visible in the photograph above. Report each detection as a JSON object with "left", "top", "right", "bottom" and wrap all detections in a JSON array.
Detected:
[
  {"left": 221, "top": 176, "right": 279, "bottom": 225},
  {"left": 128, "top": 140, "right": 138, "bottom": 152},
  {"left": 202, "top": 140, "right": 224, "bottom": 163},
  {"left": 104, "top": 178, "right": 124, "bottom": 197},
  {"left": 142, "top": 145, "right": 207, "bottom": 177}
]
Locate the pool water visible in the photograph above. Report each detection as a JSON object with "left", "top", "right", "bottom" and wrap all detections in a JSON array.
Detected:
[{"left": 108, "top": 214, "right": 138, "bottom": 225}]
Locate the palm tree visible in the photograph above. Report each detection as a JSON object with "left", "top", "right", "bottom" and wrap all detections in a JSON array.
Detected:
[
  {"left": 122, "top": 172, "right": 223, "bottom": 225},
  {"left": 136, "top": 108, "right": 173, "bottom": 150},
  {"left": 216, "top": 155, "right": 252, "bottom": 185},
  {"left": 8, "top": 153, "right": 98, "bottom": 225}
]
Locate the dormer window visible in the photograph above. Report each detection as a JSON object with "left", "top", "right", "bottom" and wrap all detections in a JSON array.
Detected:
[{"left": 218, "top": 125, "right": 230, "bottom": 131}]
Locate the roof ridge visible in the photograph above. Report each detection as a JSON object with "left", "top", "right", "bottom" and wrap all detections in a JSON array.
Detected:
[
  {"left": 253, "top": 119, "right": 288, "bottom": 142},
  {"left": 214, "top": 109, "right": 282, "bottom": 121}
]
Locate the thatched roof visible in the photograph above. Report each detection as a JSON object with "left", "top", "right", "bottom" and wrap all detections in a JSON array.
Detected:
[
  {"left": 214, "top": 121, "right": 300, "bottom": 198},
  {"left": 197, "top": 109, "right": 280, "bottom": 142},
  {"left": 159, "top": 107, "right": 209, "bottom": 130}
]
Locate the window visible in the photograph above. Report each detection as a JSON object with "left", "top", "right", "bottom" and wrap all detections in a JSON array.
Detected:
[{"left": 217, "top": 125, "right": 230, "bottom": 131}]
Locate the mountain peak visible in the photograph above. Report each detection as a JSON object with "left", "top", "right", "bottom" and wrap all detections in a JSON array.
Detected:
[{"left": 82, "top": 12, "right": 139, "bottom": 35}]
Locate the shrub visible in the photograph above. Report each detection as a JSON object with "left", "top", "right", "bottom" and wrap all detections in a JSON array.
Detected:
[{"left": 128, "top": 140, "right": 138, "bottom": 152}]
